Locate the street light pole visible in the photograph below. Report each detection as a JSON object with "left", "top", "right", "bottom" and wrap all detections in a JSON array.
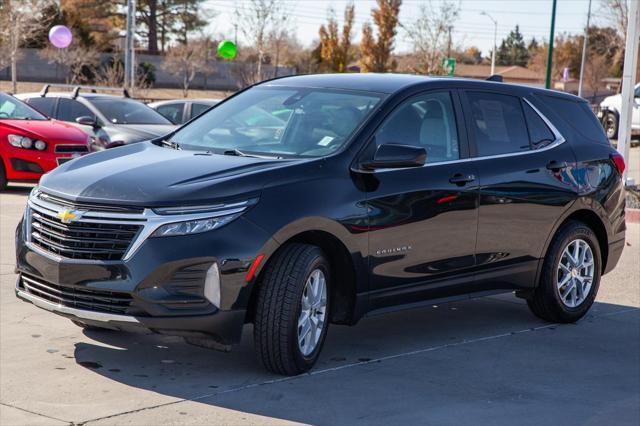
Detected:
[
  {"left": 124, "top": 0, "right": 136, "bottom": 90},
  {"left": 578, "top": 0, "right": 592, "bottom": 98},
  {"left": 545, "top": 0, "right": 558, "bottom": 89},
  {"left": 481, "top": 11, "right": 497, "bottom": 75},
  {"left": 617, "top": 0, "right": 640, "bottom": 185}
]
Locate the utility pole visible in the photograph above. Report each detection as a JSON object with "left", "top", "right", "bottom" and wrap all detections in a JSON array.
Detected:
[
  {"left": 617, "top": 0, "right": 640, "bottom": 185},
  {"left": 124, "top": 0, "right": 136, "bottom": 90},
  {"left": 447, "top": 26, "right": 453, "bottom": 58},
  {"left": 578, "top": 0, "right": 592, "bottom": 98},
  {"left": 481, "top": 11, "right": 497, "bottom": 76},
  {"left": 545, "top": 0, "right": 557, "bottom": 89}
]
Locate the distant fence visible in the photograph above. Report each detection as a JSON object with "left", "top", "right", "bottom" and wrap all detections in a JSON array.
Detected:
[{"left": 0, "top": 49, "right": 296, "bottom": 91}]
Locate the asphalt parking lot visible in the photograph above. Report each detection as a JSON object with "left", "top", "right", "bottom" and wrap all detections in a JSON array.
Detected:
[{"left": 1, "top": 185, "right": 639, "bottom": 426}]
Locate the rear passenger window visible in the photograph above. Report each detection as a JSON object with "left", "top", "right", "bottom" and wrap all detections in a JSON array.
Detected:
[
  {"left": 191, "top": 103, "right": 211, "bottom": 119},
  {"left": 26, "top": 97, "right": 56, "bottom": 117},
  {"left": 523, "top": 102, "right": 555, "bottom": 149},
  {"left": 466, "top": 92, "right": 530, "bottom": 156}
]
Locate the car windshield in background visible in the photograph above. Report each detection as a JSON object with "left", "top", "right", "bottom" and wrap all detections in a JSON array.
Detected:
[
  {"left": 168, "top": 87, "right": 384, "bottom": 158},
  {"left": 0, "top": 93, "right": 47, "bottom": 120},
  {"left": 91, "top": 98, "right": 172, "bottom": 125}
]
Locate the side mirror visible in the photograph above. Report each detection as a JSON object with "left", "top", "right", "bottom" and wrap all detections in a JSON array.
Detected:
[
  {"left": 361, "top": 143, "right": 427, "bottom": 170},
  {"left": 76, "top": 116, "right": 99, "bottom": 127}
]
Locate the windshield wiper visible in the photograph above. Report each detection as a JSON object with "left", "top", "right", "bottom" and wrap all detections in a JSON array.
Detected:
[
  {"left": 159, "top": 139, "right": 181, "bottom": 150},
  {"left": 224, "top": 148, "right": 251, "bottom": 157},
  {"left": 223, "top": 149, "right": 282, "bottom": 159}
]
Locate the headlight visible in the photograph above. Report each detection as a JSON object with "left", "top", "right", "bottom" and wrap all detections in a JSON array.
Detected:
[
  {"left": 151, "top": 214, "right": 241, "bottom": 237},
  {"left": 7, "top": 134, "right": 32, "bottom": 148},
  {"left": 34, "top": 140, "right": 47, "bottom": 151}
]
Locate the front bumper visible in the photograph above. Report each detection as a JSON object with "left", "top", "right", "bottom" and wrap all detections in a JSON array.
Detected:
[
  {"left": 15, "top": 211, "right": 273, "bottom": 345},
  {"left": 15, "top": 278, "right": 246, "bottom": 343}
]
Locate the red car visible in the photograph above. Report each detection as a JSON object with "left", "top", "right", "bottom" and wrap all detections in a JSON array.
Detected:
[{"left": 1, "top": 93, "right": 90, "bottom": 190}]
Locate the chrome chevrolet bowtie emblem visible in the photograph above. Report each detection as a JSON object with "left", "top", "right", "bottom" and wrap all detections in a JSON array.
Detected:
[{"left": 56, "top": 209, "right": 80, "bottom": 224}]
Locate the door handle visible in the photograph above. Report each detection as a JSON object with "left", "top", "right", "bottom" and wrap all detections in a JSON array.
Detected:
[
  {"left": 546, "top": 160, "right": 568, "bottom": 171},
  {"left": 449, "top": 173, "right": 476, "bottom": 186}
]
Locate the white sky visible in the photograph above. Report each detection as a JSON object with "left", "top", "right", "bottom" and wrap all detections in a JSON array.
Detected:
[{"left": 205, "top": 0, "right": 603, "bottom": 57}]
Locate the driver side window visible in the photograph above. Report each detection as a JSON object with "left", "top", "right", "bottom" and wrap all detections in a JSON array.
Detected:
[{"left": 375, "top": 91, "right": 459, "bottom": 164}]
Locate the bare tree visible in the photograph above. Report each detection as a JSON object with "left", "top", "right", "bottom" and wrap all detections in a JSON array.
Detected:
[
  {"left": 585, "top": 53, "right": 610, "bottom": 102},
  {"left": 39, "top": 44, "right": 100, "bottom": 84},
  {"left": 239, "top": 0, "right": 283, "bottom": 82},
  {"left": 402, "top": 0, "right": 460, "bottom": 75},
  {"left": 269, "top": 12, "right": 294, "bottom": 77},
  {"left": 162, "top": 39, "right": 211, "bottom": 97},
  {"left": 0, "top": 0, "right": 55, "bottom": 93}
]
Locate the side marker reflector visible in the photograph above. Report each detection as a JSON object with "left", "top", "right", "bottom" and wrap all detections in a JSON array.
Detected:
[{"left": 245, "top": 254, "right": 265, "bottom": 282}]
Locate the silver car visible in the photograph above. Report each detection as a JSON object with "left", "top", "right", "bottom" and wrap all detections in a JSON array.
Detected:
[
  {"left": 17, "top": 85, "right": 176, "bottom": 151},
  {"left": 148, "top": 98, "right": 220, "bottom": 125}
]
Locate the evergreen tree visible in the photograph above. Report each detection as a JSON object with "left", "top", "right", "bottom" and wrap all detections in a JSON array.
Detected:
[{"left": 496, "top": 25, "right": 528, "bottom": 66}]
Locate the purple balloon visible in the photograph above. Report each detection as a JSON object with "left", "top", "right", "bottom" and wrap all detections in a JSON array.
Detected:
[{"left": 48, "top": 25, "right": 72, "bottom": 49}]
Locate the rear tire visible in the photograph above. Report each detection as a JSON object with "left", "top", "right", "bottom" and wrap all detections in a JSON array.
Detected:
[
  {"left": 527, "top": 221, "right": 601, "bottom": 323},
  {"left": 254, "top": 243, "right": 331, "bottom": 376}
]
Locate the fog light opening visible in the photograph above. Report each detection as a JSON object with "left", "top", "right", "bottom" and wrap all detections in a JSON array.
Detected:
[{"left": 204, "top": 262, "right": 221, "bottom": 308}]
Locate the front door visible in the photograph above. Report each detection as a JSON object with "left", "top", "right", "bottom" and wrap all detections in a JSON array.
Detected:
[{"left": 363, "top": 90, "right": 479, "bottom": 309}]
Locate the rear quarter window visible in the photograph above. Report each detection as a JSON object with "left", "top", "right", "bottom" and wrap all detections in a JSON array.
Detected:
[{"left": 537, "top": 95, "right": 608, "bottom": 144}]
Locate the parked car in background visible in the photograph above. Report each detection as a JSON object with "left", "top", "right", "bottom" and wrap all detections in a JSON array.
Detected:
[
  {"left": 148, "top": 99, "right": 220, "bottom": 124},
  {"left": 598, "top": 83, "right": 640, "bottom": 139},
  {"left": 0, "top": 92, "right": 90, "bottom": 190},
  {"left": 14, "top": 74, "right": 626, "bottom": 375},
  {"left": 17, "top": 85, "right": 176, "bottom": 151}
]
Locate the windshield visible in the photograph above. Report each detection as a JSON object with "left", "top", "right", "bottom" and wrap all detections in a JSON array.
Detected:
[
  {"left": 0, "top": 93, "right": 47, "bottom": 120},
  {"left": 91, "top": 98, "right": 172, "bottom": 125},
  {"left": 168, "top": 86, "right": 384, "bottom": 158}
]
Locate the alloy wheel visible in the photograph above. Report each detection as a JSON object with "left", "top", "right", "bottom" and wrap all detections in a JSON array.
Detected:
[
  {"left": 297, "top": 268, "right": 327, "bottom": 356},
  {"left": 557, "top": 239, "right": 595, "bottom": 308}
]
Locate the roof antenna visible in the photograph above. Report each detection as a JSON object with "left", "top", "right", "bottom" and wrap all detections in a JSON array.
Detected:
[
  {"left": 39, "top": 84, "right": 50, "bottom": 97},
  {"left": 486, "top": 75, "right": 503, "bottom": 82}
]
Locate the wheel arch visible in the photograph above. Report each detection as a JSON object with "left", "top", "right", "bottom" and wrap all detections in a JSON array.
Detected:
[
  {"left": 541, "top": 208, "right": 609, "bottom": 278},
  {"left": 245, "top": 218, "right": 366, "bottom": 326}
]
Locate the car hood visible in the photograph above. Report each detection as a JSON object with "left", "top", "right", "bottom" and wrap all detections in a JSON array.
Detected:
[
  {"left": 114, "top": 124, "right": 176, "bottom": 141},
  {"left": 1, "top": 119, "right": 88, "bottom": 144},
  {"left": 39, "top": 141, "right": 300, "bottom": 207}
]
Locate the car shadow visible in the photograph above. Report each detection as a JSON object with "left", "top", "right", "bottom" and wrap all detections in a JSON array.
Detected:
[{"left": 71, "top": 295, "right": 640, "bottom": 425}]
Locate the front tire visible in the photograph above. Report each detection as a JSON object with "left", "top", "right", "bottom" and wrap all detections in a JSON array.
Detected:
[
  {"left": 254, "top": 243, "right": 331, "bottom": 375},
  {"left": 527, "top": 221, "right": 601, "bottom": 323},
  {"left": 0, "top": 160, "right": 7, "bottom": 191}
]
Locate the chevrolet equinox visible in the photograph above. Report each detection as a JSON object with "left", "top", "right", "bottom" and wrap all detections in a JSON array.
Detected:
[{"left": 15, "top": 74, "right": 626, "bottom": 375}]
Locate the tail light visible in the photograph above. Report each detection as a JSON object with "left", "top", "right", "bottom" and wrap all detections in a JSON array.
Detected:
[{"left": 610, "top": 152, "right": 626, "bottom": 175}]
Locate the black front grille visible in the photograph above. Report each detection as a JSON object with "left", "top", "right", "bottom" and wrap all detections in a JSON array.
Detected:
[
  {"left": 19, "top": 275, "right": 133, "bottom": 315},
  {"left": 54, "top": 145, "right": 89, "bottom": 153},
  {"left": 30, "top": 210, "right": 141, "bottom": 261}
]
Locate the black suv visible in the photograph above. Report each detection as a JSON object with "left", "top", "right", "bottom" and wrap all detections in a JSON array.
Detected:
[{"left": 15, "top": 74, "right": 626, "bottom": 375}]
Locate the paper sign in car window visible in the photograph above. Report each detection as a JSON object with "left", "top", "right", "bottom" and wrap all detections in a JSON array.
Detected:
[{"left": 318, "top": 136, "right": 334, "bottom": 146}]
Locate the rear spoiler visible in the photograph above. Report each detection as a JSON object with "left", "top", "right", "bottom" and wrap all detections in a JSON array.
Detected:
[{"left": 39, "top": 84, "right": 130, "bottom": 99}]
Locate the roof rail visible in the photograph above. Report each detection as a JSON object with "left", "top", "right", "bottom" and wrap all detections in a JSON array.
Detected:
[
  {"left": 35, "top": 83, "right": 131, "bottom": 98},
  {"left": 40, "top": 84, "right": 50, "bottom": 97},
  {"left": 486, "top": 75, "right": 503, "bottom": 82}
]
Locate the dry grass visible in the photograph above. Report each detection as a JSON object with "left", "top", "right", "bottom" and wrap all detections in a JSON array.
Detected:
[{"left": 0, "top": 80, "right": 233, "bottom": 102}]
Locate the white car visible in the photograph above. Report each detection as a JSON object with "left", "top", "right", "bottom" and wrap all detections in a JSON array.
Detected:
[{"left": 599, "top": 83, "right": 640, "bottom": 139}]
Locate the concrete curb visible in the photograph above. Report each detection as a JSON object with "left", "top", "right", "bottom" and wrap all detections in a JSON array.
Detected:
[{"left": 627, "top": 208, "right": 640, "bottom": 223}]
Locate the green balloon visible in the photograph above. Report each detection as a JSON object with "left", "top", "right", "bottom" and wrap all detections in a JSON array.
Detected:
[{"left": 217, "top": 40, "right": 237, "bottom": 60}]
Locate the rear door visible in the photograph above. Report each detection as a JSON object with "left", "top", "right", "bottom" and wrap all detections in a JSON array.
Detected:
[
  {"left": 364, "top": 89, "right": 480, "bottom": 309},
  {"left": 461, "top": 90, "right": 578, "bottom": 290}
]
